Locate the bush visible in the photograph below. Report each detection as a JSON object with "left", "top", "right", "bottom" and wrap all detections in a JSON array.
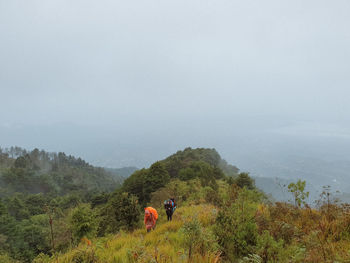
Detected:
[
  {"left": 235, "top": 173, "right": 255, "bottom": 190},
  {"left": 98, "top": 192, "right": 140, "bottom": 235},
  {"left": 70, "top": 204, "right": 98, "bottom": 244},
  {"left": 204, "top": 187, "right": 222, "bottom": 207},
  {"left": 215, "top": 189, "right": 259, "bottom": 260},
  {"left": 180, "top": 217, "right": 219, "bottom": 259},
  {"left": 256, "top": 230, "right": 283, "bottom": 262}
]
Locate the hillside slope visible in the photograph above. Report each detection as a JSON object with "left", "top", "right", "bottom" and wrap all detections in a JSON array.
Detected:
[
  {"left": 34, "top": 182, "right": 350, "bottom": 263},
  {"left": 38, "top": 204, "right": 220, "bottom": 263}
]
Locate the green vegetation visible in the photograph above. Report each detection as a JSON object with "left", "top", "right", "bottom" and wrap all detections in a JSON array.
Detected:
[
  {"left": 0, "top": 147, "right": 121, "bottom": 196},
  {"left": 0, "top": 147, "right": 126, "bottom": 262},
  {"left": 2, "top": 146, "right": 350, "bottom": 262},
  {"left": 287, "top": 179, "right": 309, "bottom": 208}
]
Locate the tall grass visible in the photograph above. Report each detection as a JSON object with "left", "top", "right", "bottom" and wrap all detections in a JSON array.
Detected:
[{"left": 41, "top": 204, "right": 221, "bottom": 263}]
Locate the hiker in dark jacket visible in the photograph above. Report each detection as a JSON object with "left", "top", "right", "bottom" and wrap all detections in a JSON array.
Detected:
[{"left": 164, "top": 198, "right": 176, "bottom": 221}]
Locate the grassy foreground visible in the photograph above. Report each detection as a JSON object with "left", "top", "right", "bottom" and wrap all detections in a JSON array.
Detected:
[
  {"left": 35, "top": 204, "right": 221, "bottom": 263},
  {"left": 29, "top": 186, "right": 350, "bottom": 263}
]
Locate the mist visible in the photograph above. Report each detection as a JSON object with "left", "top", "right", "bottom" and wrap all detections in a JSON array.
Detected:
[{"left": 1, "top": 1, "right": 350, "bottom": 192}]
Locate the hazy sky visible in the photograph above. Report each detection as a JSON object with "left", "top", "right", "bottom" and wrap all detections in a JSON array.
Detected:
[{"left": 1, "top": 0, "right": 350, "bottom": 173}]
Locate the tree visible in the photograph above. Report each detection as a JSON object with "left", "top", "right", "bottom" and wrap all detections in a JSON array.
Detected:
[
  {"left": 122, "top": 169, "right": 148, "bottom": 203},
  {"left": 123, "top": 162, "right": 170, "bottom": 205},
  {"left": 287, "top": 180, "right": 309, "bottom": 208},
  {"left": 178, "top": 161, "right": 219, "bottom": 190},
  {"left": 14, "top": 157, "right": 27, "bottom": 169},
  {"left": 146, "top": 161, "right": 170, "bottom": 190},
  {"left": 7, "top": 196, "right": 30, "bottom": 221},
  {"left": 235, "top": 173, "right": 255, "bottom": 190},
  {"left": 99, "top": 192, "right": 140, "bottom": 235}
]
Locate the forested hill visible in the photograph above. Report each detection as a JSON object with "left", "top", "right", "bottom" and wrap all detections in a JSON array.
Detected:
[
  {"left": 164, "top": 147, "right": 239, "bottom": 177},
  {"left": 0, "top": 147, "right": 123, "bottom": 197},
  {"left": 122, "top": 147, "right": 240, "bottom": 205}
]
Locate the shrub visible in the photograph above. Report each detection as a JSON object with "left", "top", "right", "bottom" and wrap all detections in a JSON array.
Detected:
[
  {"left": 70, "top": 204, "right": 98, "bottom": 244},
  {"left": 287, "top": 180, "right": 309, "bottom": 208},
  {"left": 180, "top": 217, "right": 219, "bottom": 260},
  {"left": 98, "top": 192, "right": 140, "bottom": 235},
  {"left": 215, "top": 189, "right": 258, "bottom": 260},
  {"left": 235, "top": 173, "right": 255, "bottom": 190},
  {"left": 256, "top": 230, "right": 283, "bottom": 262},
  {"left": 204, "top": 187, "right": 222, "bottom": 207}
]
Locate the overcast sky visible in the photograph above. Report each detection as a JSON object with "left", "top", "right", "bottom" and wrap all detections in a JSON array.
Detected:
[{"left": 1, "top": 0, "right": 350, "bottom": 172}]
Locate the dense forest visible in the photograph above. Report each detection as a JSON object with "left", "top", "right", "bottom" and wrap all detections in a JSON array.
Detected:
[
  {"left": 0, "top": 147, "right": 123, "bottom": 196},
  {"left": 0, "top": 147, "right": 127, "bottom": 262},
  {"left": 1, "top": 147, "right": 350, "bottom": 262}
]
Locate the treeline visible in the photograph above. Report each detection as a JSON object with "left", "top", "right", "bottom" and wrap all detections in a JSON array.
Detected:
[
  {"left": 0, "top": 147, "right": 129, "bottom": 262},
  {"left": 0, "top": 147, "right": 119, "bottom": 196}
]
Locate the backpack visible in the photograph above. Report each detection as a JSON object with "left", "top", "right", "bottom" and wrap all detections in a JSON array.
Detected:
[{"left": 145, "top": 207, "right": 158, "bottom": 220}]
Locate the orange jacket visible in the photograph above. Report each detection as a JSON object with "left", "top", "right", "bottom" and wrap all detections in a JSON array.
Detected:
[{"left": 144, "top": 207, "right": 158, "bottom": 225}]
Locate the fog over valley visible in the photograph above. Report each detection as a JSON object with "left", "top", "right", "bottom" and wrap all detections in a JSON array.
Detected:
[{"left": 2, "top": 119, "right": 350, "bottom": 197}]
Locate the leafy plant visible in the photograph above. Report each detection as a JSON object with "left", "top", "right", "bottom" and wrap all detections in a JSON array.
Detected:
[
  {"left": 288, "top": 180, "right": 309, "bottom": 208},
  {"left": 215, "top": 189, "right": 259, "bottom": 260},
  {"left": 70, "top": 204, "right": 98, "bottom": 244}
]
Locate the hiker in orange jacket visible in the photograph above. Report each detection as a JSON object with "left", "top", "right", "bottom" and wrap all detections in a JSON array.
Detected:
[{"left": 144, "top": 207, "right": 158, "bottom": 232}]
